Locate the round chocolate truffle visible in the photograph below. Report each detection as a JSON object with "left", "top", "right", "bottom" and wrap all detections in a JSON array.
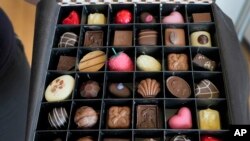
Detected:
[
  {"left": 109, "top": 83, "right": 131, "bottom": 98},
  {"left": 115, "top": 9, "right": 132, "bottom": 24},
  {"left": 140, "top": 12, "right": 156, "bottom": 23},
  {"left": 77, "top": 136, "right": 94, "bottom": 141},
  {"left": 80, "top": 80, "right": 100, "bottom": 98},
  {"left": 74, "top": 106, "right": 98, "bottom": 128},
  {"left": 48, "top": 107, "right": 68, "bottom": 129}
]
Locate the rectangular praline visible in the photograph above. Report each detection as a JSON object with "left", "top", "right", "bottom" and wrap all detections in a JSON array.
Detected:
[{"left": 136, "top": 105, "right": 159, "bottom": 129}]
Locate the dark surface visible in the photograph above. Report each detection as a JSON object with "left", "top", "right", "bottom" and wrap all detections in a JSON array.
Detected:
[{"left": 26, "top": 1, "right": 250, "bottom": 141}]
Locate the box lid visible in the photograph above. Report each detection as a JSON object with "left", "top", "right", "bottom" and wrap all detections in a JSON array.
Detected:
[{"left": 57, "top": 0, "right": 214, "bottom": 5}]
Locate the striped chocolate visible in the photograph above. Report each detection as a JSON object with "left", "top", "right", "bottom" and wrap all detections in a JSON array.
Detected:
[{"left": 78, "top": 50, "right": 106, "bottom": 72}]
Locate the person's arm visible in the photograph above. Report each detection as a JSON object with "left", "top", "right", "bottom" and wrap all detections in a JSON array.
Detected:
[{"left": 0, "top": 8, "right": 16, "bottom": 71}]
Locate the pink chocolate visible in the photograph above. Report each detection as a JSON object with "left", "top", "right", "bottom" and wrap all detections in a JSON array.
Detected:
[{"left": 168, "top": 107, "right": 192, "bottom": 129}]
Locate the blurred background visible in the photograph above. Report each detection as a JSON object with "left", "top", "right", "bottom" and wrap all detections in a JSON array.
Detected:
[{"left": 0, "top": 0, "right": 249, "bottom": 66}]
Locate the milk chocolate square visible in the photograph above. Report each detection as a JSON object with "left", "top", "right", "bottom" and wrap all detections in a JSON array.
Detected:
[
  {"left": 107, "top": 106, "right": 130, "bottom": 129},
  {"left": 168, "top": 53, "right": 189, "bottom": 71},
  {"left": 57, "top": 56, "right": 76, "bottom": 71},
  {"left": 136, "top": 105, "right": 160, "bottom": 129},
  {"left": 84, "top": 31, "right": 103, "bottom": 47},
  {"left": 113, "top": 31, "right": 132, "bottom": 46},
  {"left": 192, "top": 13, "right": 211, "bottom": 23},
  {"left": 165, "top": 28, "right": 186, "bottom": 46}
]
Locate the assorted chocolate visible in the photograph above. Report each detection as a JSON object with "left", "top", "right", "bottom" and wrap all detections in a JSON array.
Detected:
[
  {"left": 38, "top": 4, "right": 228, "bottom": 141},
  {"left": 57, "top": 56, "right": 76, "bottom": 71},
  {"left": 136, "top": 105, "right": 160, "bottom": 129},
  {"left": 193, "top": 53, "right": 216, "bottom": 71},
  {"left": 165, "top": 28, "right": 186, "bottom": 46},
  {"left": 113, "top": 30, "right": 133, "bottom": 46},
  {"left": 74, "top": 106, "right": 98, "bottom": 128},
  {"left": 107, "top": 106, "right": 130, "bottom": 129},
  {"left": 84, "top": 31, "right": 104, "bottom": 47},
  {"left": 79, "top": 80, "right": 100, "bottom": 98},
  {"left": 138, "top": 29, "right": 158, "bottom": 46},
  {"left": 58, "top": 32, "right": 78, "bottom": 47},
  {"left": 48, "top": 107, "right": 68, "bottom": 129},
  {"left": 167, "top": 53, "right": 189, "bottom": 71}
]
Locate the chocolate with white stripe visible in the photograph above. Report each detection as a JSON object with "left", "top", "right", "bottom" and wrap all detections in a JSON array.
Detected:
[
  {"left": 48, "top": 107, "right": 68, "bottom": 129},
  {"left": 78, "top": 50, "right": 106, "bottom": 72},
  {"left": 195, "top": 79, "right": 220, "bottom": 98},
  {"left": 58, "top": 32, "right": 78, "bottom": 47},
  {"left": 138, "top": 29, "right": 158, "bottom": 46}
]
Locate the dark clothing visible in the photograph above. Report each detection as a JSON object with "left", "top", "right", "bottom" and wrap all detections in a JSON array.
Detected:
[{"left": 0, "top": 8, "right": 30, "bottom": 141}]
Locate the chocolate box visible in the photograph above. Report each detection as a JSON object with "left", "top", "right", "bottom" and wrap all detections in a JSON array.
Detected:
[{"left": 26, "top": 0, "right": 250, "bottom": 141}]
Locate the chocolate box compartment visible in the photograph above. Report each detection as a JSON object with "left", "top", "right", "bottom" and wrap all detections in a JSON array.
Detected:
[
  {"left": 165, "top": 130, "right": 199, "bottom": 141},
  {"left": 77, "top": 47, "right": 108, "bottom": 72},
  {"left": 191, "top": 47, "right": 221, "bottom": 72},
  {"left": 108, "top": 24, "right": 135, "bottom": 46},
  {"left": 82, "top": 4, "right": 109, "bottom": 25},
  {"left": 48, "top": 48, "right": 77, "bottom": 71},
  {"left": 109, "top": 4, "right": 135, "bottom": 24},
  {"left": 53, "top": 26, "right": 81, "bottom": 48},
  {"left": 165, "top": 99, "right": 198, "bottom": 129},
  {"left": 106, "top": 47, "right": 136, "bottom": 71},
  {"left": 134, "top": 130, "right": 164, "bottom": 141},
  {"left": 105, "top": 72, "right": 134, "bottom": 99},
  {"left": 42, "top": 72, "right": 76, "bottom": 102},
  {"left": 196, "top": 100, "right": 230, "bottom": 130},
  {"left": 135, "top": 4, "right": 160, "bottom": 23},
  {"left": 100, "top": 130, "right": 132, "bottom": 141},
  {"left": 188, "top": 23, "right": 218, "bottom": 47},
  {"left": 135, "top": 24, "right": 162, "bottom": 46},
  {"left": 36, "top": 101, "right": 72, "bottom": 131},
  {"left": 162, "top": 24, "right": 189, "bottom": 47},
  {"left": 193, "top": 72, "right": 226, "bottom": 98},
  {"left": 57, "top": 6, "right": 83, "bottom": 25},
  {"left": 67, "top": 131, "right": 99, "bottom": 141},
  {"left": 164, "top": 72, "right": 195, "bottom": 98},
  {"left": 134, "top": 100, "right": 165, "bottom": 129},
  {"left": 135, "top": 72, "right": 164, "bottom": 98},
  {"left": 101, "top": 100, "right": 133, "bottom": 129},
  {"left": 69, "top": 100, "right": 102, "bottom": 130},
  {"left": 81, "top": 25, "right": 109, "bottom": 47},
  {"left": 161, "top": 4, "right": 187, "bottom": 23},
  {"left": 163, "top": 47, "right": 192, "bottom": 72},
  {"left": 35, "top": 131, "right": 67, "bottom": 141},
  {"left": 135, "top": 47, "right": 163, "bottom": 71},
  {"left": 74, "top": 72, "right": 105, "bottom": 99},
  {"left": 187, "top": 4, "right": 214, "bottom": 23}
]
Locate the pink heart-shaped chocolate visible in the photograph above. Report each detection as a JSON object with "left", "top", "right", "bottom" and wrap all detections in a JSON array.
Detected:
[
  {"left": 62, "top": 11, "right": 80, "bottom": 25},
  {"left": 162, "top": 11, "right": 184, "bottom": 24},
  {"left": 168, "top": 107, "right": 192, "bottom": 129}
]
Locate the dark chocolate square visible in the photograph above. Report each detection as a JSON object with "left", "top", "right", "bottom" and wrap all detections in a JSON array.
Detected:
[
  {"left": 84, "top": 31, "right": 104, "bottom": 47},
  {"left": 192, "top": 13, "right": 211, "bottom": 23},
  {"left": 57, "top": 56, "right": 76, "bottom": 71},
  {"left": 113, "top": 31, "right": 132, "bottom": 46},
  {"left": 136, "top": 105, "right": 159, "bottom": 129}
]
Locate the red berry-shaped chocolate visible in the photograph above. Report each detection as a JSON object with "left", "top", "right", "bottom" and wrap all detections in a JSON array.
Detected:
[
  {"left": 201, "top": 136, "right": 222, "bottom": 141},
  {"left": 109, "top": 50, "right": 134, "bottom": 71},
  {"left": 62, "top": 11, "right": 80, "bottom": 25},
  {"left": 115, "top": 10, "right": 132, "bottom": 24}
]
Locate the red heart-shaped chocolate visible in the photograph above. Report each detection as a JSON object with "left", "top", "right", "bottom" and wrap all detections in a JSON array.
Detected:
[
  {"left": 168, "top": 107, "right": 192, "bottom": 129},
  {"left": 201, "top": 136, "right": 222, "bottom": 141},
  {"left": 62, "top": 11, "right": 80, "bottom": 25}
]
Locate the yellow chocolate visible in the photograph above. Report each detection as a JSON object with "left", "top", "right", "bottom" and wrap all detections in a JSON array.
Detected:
[
  {"left": 199, "top": 108, "right": 221, "bottom": 130},
  {"left": 87, "top": 13, "right": 106, "bottom": 24}
]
